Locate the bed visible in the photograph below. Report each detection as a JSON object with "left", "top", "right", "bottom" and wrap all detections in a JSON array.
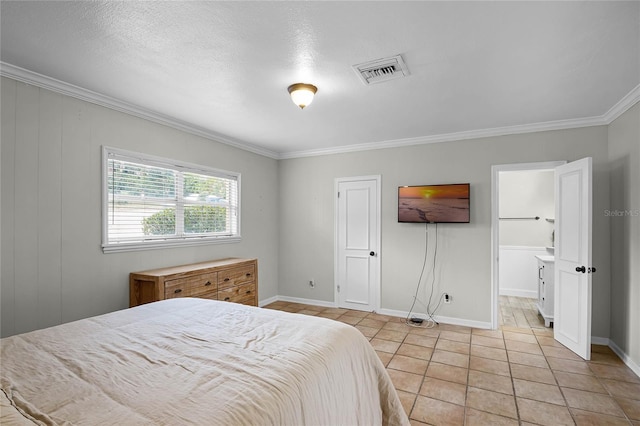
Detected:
[{"left": 1, "top": 298, "right": 409, "bottom": 425}]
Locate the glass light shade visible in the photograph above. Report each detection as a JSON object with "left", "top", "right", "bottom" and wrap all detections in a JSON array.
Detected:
[{"left": 288, "top": 83, "right": 317, "bottom": 109}]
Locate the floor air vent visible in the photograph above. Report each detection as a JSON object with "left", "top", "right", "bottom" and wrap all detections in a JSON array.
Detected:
[{"left": 353, "top": 54, "right": 410, "bottom": 85}]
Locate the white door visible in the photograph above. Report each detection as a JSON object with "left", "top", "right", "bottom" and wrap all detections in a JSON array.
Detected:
[
  {"left": 335, "top": 176, "right": 380, "bottom": 312},
  {"left": 554, "top": 157, "right": 593, "bottom": 360}
]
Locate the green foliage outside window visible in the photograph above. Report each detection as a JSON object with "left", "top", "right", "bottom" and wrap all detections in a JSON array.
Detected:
[
  {"left": 184, "top": 173, "right": 228, "bottom": 200},
  {"left": 142, "top": 206, "right": 227, "bottom": 235}
]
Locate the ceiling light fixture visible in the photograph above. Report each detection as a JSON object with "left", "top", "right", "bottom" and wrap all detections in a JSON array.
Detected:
[{"left": 287, "top": 83, "right": 317, "bottom": 109}]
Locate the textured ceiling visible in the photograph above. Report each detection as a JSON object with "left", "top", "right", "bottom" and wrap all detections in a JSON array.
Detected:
[{"left": 1, "top": 1, "right": 639, "bottom": 158}]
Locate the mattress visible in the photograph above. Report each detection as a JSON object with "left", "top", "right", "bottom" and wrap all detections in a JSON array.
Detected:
[{"left": 1, "top": 298, "right": 409, "bottom": 425}]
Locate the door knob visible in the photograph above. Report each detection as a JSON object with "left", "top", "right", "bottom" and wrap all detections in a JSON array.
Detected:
[
  {"left": 576, "top": 266, "right": 586, "bottom": 273},
  {"left": 370, "top": 251, "right": 375, "bottom": 256}
]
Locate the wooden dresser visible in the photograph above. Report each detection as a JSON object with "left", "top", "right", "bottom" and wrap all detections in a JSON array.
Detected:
[{"left": 130, "top": 258, "right": 258, "bottom": 307}]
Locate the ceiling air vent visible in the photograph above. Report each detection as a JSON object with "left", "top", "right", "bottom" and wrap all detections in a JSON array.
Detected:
[{"left": 353, "top": 54, "right": 410, "bottom": 85}]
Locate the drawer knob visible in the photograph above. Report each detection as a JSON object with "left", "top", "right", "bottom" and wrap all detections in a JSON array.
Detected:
[
  {"left": 205, "top": 281, "right": 212, "bottom": 286},
  {"left": 246, "top": 273, "right": 251, "bottom": 277},
  {"left": 224, "top": 297, "right": 230, "bottom": 301},
  {"left": 224, "top": 278, "right": 230, "bottom": 282},
  {"left": 246, "top": 290, "right": 251, "bottom": 294},
  {"left": 174, "top": 289, "right": 182, "bottom": 294}
]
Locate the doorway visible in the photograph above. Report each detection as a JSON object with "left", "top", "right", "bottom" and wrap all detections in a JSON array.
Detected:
[
  {"left": 334, "top": 175, "right": 381, "bottom": 312},
  {"left": 493, "top": 159, "right": 595, "bottom": 360},
  {"left": 491, "top": 161, "right": 565, "bottom": 329}
]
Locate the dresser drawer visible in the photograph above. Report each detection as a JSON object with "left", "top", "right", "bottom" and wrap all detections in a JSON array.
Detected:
[
  {"left": 165, "top": 273, "right": 217, "bottom": 298},
  {"left": 218, "top": 265, "right": 255, "bottom": 290},
  {"left": 165, "top": 286, "right": 218, "bottom": 300},
  {"left": 218, "top": 282, "right": 256, "bottom": 303},
  {"left": 165, "top": 282, "right": 189, "bottom": 299},
  {"left": 189, "top": 275, "right": 218, "bottom": 297}
]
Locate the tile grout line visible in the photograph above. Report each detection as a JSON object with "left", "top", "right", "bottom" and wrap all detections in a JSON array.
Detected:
[
  {"left": 537, "top": 333, "right": 577, "bottom": 425},
  {"left": 462, "top": 333, "right": 471, "bottom": 426},
  {"left": 405, "top": 322, "right": 435, "bottom": 422},
  {"left": 503, "top": 331, "right": 523, "bottom": 424}
]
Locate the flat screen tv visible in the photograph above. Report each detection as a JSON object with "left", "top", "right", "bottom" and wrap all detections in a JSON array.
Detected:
[{"left": 398, "top": 183, "right": 470, "bottom": 223}]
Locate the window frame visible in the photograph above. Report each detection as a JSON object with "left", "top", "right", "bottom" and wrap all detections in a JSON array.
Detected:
[{"left": 101, "top": 146, "right": 241, "bottom": 253}]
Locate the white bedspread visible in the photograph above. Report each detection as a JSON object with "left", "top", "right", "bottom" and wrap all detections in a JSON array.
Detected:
[{"left": 1, "top": 298, "right": 409, "bottom": 425}]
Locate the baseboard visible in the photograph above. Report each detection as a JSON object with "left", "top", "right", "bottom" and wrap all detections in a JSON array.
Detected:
[
  {"left": 377, "top": 307, "right": 492, "bottom": 330},
  {"left": 258, "top": 295, "right": 279, "bottom": 307},
  {"left": 591, "top": 336, "right": 609, "bottom": 346},
  {"left": 608, "top": 339, "right": 640, "bottom": 378},
  {"left": 269, "top": 295, "right": 337, "bottom": 309},
  {"left": 263, "top": 296, "right": 491, "bottom": 328},
  {"left": 499, "top": 289, "right": 537, "bottom": 298},
  {"left": 589, "top": 336, "right": 640, "bottom": 377}
]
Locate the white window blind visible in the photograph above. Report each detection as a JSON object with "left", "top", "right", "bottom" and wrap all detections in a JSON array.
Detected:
[{"left": 102, "top": 147, "right": 240, "bottom": 253}]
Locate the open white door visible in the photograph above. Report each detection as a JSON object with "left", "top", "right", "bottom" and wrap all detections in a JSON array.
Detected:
[
  {"left": 554, "top": 157, "right": 593, "bottom": 360},
  {"left": 335, "top": 176, "right": 380, "bottom": 312}
]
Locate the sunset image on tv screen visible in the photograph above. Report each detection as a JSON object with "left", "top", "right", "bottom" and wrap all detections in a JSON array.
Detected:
[{"left": 398, "top": 184, "right": 470, "bottom": 223}]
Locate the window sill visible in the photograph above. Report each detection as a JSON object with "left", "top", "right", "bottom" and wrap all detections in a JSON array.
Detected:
[{"left": 102, "top": 236, "right": 242, "bottom": 254}]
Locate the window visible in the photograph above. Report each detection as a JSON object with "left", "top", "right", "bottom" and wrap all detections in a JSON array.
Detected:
[{"left": 102, "top": 147, "right": 240, "bottom": 253}]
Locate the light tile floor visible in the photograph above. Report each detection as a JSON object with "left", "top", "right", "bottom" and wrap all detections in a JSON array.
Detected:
[
  {"left": 264, "top": 299, "right": 640, "bottom": 425},
  {"left": 499, "top": 295, "right": 546, "bottom": 329}
]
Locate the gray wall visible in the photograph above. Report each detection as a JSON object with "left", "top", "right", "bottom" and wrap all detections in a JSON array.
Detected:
[
  {"left": 278, "top": 126, "right": 611, "bottom": 336},
  {"left": 1, "top": 77, "right": 279, "bottom": 337},
  {"left": 608, "top": 102, "right": 640, "bottom": 369},
  {"left": 499, "top": 170, "right": 555, "bottom": 247}
]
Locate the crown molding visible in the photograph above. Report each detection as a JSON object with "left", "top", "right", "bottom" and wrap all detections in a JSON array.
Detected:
[
  {"left": 0, "top": 62, "right": 280, "bottom": 159},
  {"left": 603, "top": 83, "right": 640, "bottom": 124},
  {"left": 2, "top": 62, "right": 637, "bottom": 161},
  {"left": 278, "top": 115, "right": 608, "bottom": 159},
  {"left": 281, "top": 88, "right": 640, "bottom": 159}
]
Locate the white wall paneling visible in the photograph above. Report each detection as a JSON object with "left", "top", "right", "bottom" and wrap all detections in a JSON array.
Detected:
[
  {"left": 498, "top": 246, "right": 549, "bottom": 298},
  {"left": 1, "top": 77, "right": 279, "bottom": 337}
]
